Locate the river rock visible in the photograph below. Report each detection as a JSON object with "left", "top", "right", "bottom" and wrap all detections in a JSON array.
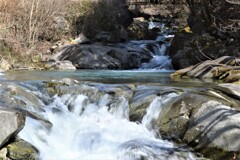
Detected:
[
  {"left": 0, "top": 108, "right": 25, "bottom": 148},
  {"left": 4, "top": 83, "right": 45, "bottom": 112},
  {"left": 51, "top": 43, "right": 152, "bottom": 69},
  {"left": 46, "top": 80, "right": 135, "bottom": 104},
  {"left": 0, "top": 82, "right": 51, "bottom": 128},
  {"left": 129, "top": 85, "right": 186, "bottom": 122},
  {"left": 154, "top": 84, "right": 240, "bottom": 159},
  {"left": 6, "top": 139, "right": 38, "bottom": 160},
  {"left": 171, "top": 56, "right": 240, "bottom": 83},
  {"left": 183, "top": 101, "right": 240, "bottom": 159}
]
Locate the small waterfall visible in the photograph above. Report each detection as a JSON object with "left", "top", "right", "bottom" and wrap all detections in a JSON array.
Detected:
[
  {"left": 127, "top": 40, "right": 173, "bottom": 70},
  {"left": 142, "top": 93, "right": 178, "bottom": 129},
  {"left": 18, "top": 90, "right": 197, "bottom": 160},
  {"left": 127, "top": 21, "right": 174, "bottom": 70},
  {"left": 140, "top": 42, "right": 173, "bottom": 70},
  {"left": 148, "top": 21, "right": 165, "bottom": 30}
]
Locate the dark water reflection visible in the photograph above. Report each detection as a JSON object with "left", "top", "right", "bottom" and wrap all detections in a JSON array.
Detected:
[{"left": 5, "top": 70, "right": 220, "bottom": 87}]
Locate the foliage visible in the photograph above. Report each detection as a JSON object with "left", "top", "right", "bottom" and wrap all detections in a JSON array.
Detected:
[
  {"left": 68, "top": 0, "right": 127, "bottom": 39},
  {"left": 66, "top": 0, "right": 94, "bottom": 36},
  {"left": 0, "top": 0, "right": 128, "bottom": 69},
  {"left": 0, "top": 0, "right": 67, "bottom": 48},
  {"left": 0, "top": 40, "right": 22, "bottom": 69}
]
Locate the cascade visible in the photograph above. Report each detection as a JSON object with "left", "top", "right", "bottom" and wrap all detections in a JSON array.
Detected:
[
  {"left": 127, "top": 21, "right": 174, "bottom": 70},
  {"left": 142, "top": 93, "right": 178, "bottom": 129},
  {"left": 18, "top": 85, "right": 197, "bottom": 160}
]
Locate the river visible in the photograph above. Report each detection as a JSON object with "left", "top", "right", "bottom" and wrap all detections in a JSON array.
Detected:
[
  {"left": 0, "top": 69, "right": 217, "bottom": 160},
  {"left": 0, "top": 22, "right": 213, "bottom": 160}
]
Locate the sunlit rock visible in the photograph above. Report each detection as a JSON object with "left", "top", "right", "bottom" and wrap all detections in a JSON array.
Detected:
[
  {"left": 0, "top": 108, "right": 25, "bottom": 148},
  {"left": 129, "top": 85, "right": 185, "bottom": 122},
  {"left": 155, "top": 84, "right": 240, "bottom": 159},
  {"left": 50, "top": 42, "right": 154, "bottom": 69},
  {"left": 48, "top": 60, "right": 76, "bottom": 70},
  {"left": 171, "top": 56, "right": 240, "bottom": 83}
]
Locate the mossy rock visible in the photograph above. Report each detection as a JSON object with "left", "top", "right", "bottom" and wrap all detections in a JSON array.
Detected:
[{"left": 6, "top": 139, "right": 38, "bottom": 160}]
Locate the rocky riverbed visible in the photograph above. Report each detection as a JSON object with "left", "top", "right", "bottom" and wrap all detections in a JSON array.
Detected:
[{"left": 0, "top": 77, "right": 240, "bottom": 159}]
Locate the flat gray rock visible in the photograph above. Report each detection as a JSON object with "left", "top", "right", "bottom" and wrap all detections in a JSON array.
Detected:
[{"left": 0, "top": 108, "right": 25, "bottom": 148}]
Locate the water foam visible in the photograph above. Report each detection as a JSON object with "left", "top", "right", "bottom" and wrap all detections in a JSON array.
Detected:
[{"left": 19, "top": 93, "right": 196, "bottom": 160}]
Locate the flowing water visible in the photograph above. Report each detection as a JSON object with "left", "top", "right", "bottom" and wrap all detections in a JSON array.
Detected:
[
  {"left": 0, "top": 22, "right": 213, "bottom": 160},
  {"left": 3, "top": 67, "right": 214, "bottom": 159},
  {"left": 3, "top": 42, "right": 216, "bottom": 160},
  {"left": 17, "top": 84, "right": 197, "bottom": 160}
]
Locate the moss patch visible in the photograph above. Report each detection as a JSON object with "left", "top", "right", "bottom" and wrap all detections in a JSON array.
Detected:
[{"left": 6, "top": 139, "right": 38, "bottom": 160}]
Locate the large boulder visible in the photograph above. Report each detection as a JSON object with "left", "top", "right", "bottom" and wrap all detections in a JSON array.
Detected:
[
  {"left": 51, "top": 43, "right": 153, "bottom": 69},
  {"left": 0, "top": 82, "right": 50, "bottom": 127},
  {"left": 0, "top": 108, "right": 25, "bottom": 148},
  {"left": 129, "top": 85, "right": 186, "bottom": 122},
  {"left": 154, "top": 84, "right": 240, "bottom": 159}
]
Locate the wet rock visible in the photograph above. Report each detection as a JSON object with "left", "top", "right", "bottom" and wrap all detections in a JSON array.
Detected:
[
  {"left": 5, "top": 83, "right": 45, "bottom": 112},
  {"left": 92, "top": 83, "right": 135, "bottom": 101},
  {"left": 6, "top": 139, "right": 38, "bottom": 160},
  {"left": 46, "top": 80, "right": 135, "bottom": 103},
  {"left": 221, "top": 70, "right": 240, "bottom": 84},
  {"left": 0, "top": 108, "right": 25, "bottom": 148},
  {"left": 129, "top": 85, "right": 186, "bottom": 122}
]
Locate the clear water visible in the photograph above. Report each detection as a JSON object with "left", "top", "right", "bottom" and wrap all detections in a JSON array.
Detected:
[
  {"left": 6, "top": 70, "right": 219, "bottom": 88},
  {"left": 5, "top": 70, "right": 173, "bottom": 83}
]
